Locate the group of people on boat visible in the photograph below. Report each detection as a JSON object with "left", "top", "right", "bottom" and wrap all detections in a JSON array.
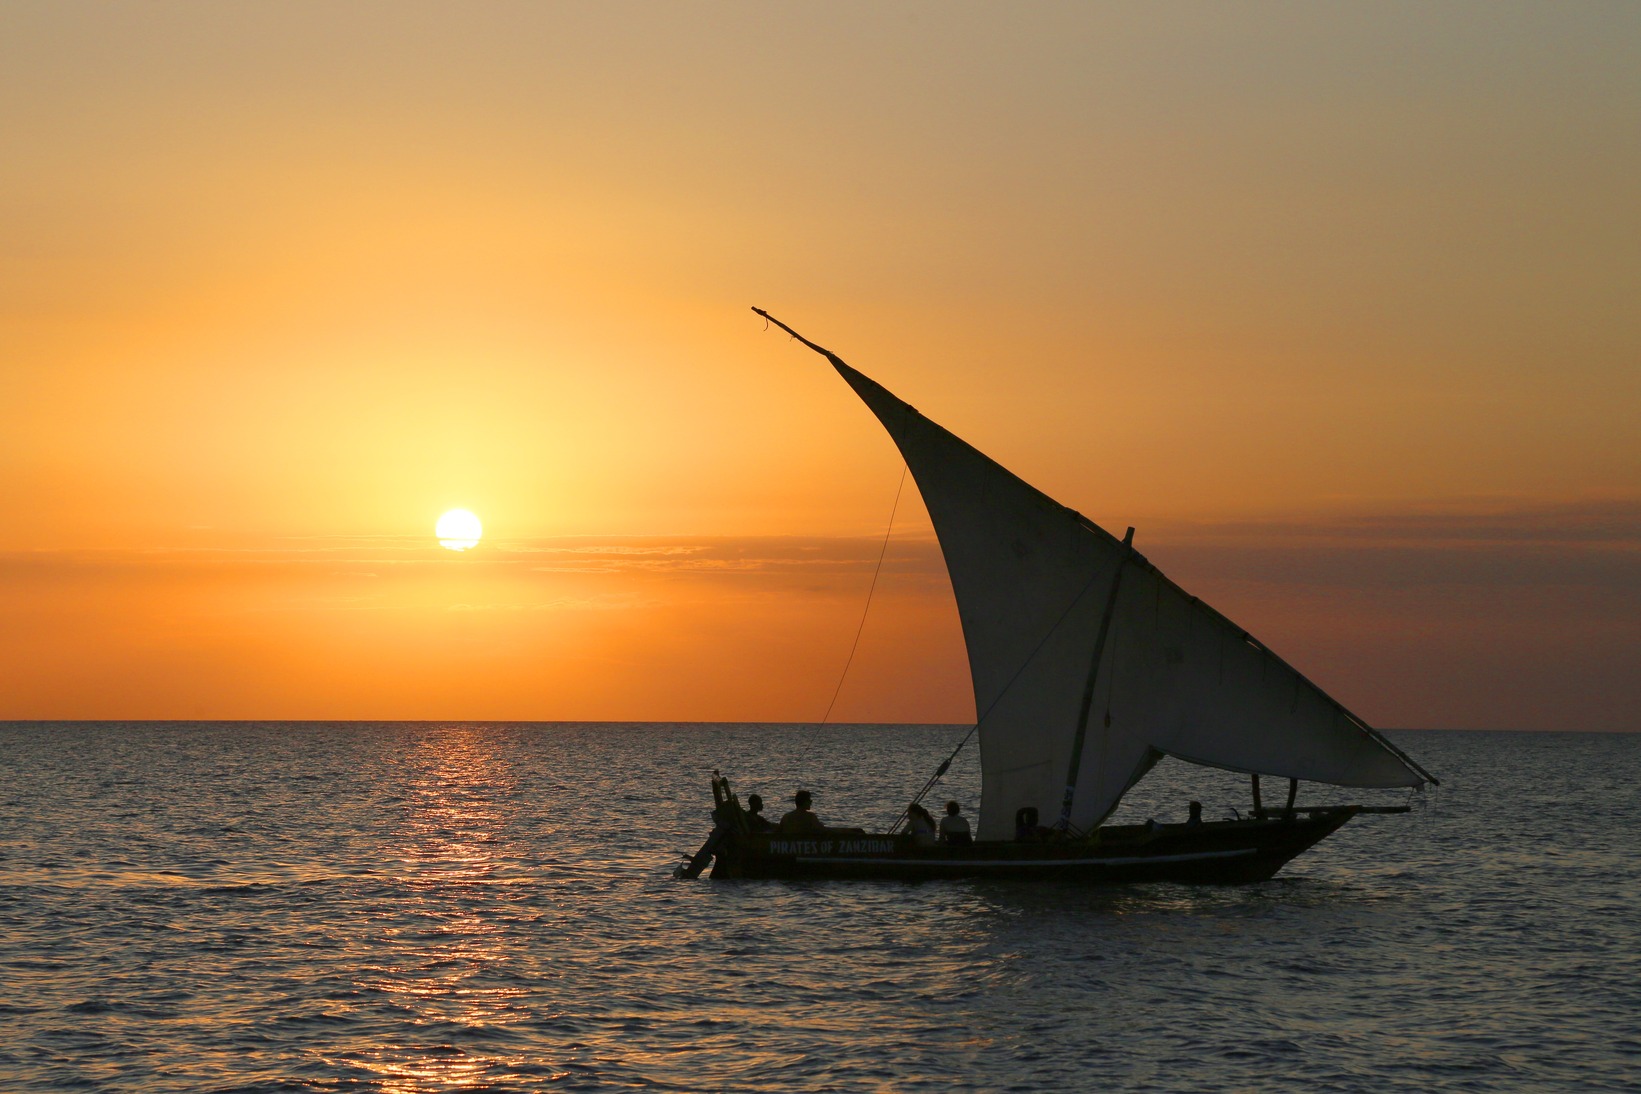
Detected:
[
  {"left": 740, "top": 785, "right": 1216, "bottom": 848},
  {"left": 905, "top": 801, "right": 971, "bottom": 846},
  {"left": 742, "top": 790, "right": 833, "bottom": 835},
  {"left": 742, "top": 789, "right": 973, "bottom": 845}
]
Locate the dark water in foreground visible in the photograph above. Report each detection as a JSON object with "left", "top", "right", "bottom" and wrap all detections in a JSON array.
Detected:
[{"left": 1, "top": 723, "right": 1637, "bottom": 1093}]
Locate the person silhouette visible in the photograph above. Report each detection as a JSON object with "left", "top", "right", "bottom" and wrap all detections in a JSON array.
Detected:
[
  {"left": 906, "top": 802, "right": 938, "bottom": 846},
  {"left": 745, "top": 793, "right": 775, "bottom": 832},
  {"left": 778, "top": 790, "right": 826, "bottom": 834}
]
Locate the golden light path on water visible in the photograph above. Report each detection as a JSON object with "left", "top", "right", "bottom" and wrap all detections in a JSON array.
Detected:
[{"left": 317, "top": 730, "right": 539, "bottom": 1089}]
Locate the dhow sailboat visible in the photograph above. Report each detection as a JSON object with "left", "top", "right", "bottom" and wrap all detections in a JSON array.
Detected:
[{"left": 679, "top": 311, "right": 1435, "bottom": 883}]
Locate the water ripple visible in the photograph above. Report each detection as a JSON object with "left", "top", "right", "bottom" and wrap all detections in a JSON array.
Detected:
[{"left": 0, "top": 723, "right": 1637, "bottom": 1091}]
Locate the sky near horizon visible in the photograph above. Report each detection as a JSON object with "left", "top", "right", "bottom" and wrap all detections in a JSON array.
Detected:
[{"left": 3, "top": 2, "right": 1637, "bottom": 730}]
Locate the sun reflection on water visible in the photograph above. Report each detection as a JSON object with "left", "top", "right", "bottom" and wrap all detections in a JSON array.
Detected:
[{"left": 319, "top": 728, "right": 544, "bottom": 1091}]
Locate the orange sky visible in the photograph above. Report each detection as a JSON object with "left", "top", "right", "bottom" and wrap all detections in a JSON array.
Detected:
[{"left": 4, "top": 3, "right": 1637, "bottom": 729}]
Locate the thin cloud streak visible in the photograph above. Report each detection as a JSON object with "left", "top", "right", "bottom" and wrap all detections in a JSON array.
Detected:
[
  {"left": 2, "top": 507, "right": 1634, "bottom": 729},
  {"left": 1142, "top": 497, "right": 1641, "bottom": 598},
  {"left": 1151, "top": 497, "right": 1641, "bottom": 547},
  {"left": 5, "top": 501, "right": 1636, "bottom": 597},
  {"left": 0, "top": 534, "right": 952, "bottom": 580}
]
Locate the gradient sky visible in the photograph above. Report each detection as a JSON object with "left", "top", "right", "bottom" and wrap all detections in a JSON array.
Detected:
[{"left": 4, "top": 2, "right": 1637, "bottom": 729}]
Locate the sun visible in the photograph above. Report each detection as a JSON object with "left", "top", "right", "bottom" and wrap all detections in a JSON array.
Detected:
[{"left": 436, "top": 508, "right": 483, "bottom": 551}]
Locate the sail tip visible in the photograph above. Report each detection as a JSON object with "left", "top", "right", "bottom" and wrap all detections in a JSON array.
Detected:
[{"left": 750, "top": 308, "right": 835, "bottom": 362}]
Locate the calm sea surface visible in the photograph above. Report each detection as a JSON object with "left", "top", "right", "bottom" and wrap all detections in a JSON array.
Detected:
[{"left": 1, "top": 723, "right": 1637, "bottom": 1093}]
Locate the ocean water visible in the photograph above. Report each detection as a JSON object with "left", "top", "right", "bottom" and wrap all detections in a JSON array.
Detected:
[{"left": 1, "top": 723, "right": 1636, "bottom": 1093}]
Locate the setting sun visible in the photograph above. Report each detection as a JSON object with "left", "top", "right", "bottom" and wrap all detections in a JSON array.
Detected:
[{"left": 436, "top": 509, "right": 483, "bottom": 552}]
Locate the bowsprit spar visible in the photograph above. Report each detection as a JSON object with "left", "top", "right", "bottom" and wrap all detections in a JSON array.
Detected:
[{"left": 678, "top": 311, "right": 1435, "bottom": 883}]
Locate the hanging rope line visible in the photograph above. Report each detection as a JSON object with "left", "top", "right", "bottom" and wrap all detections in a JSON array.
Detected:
[{"left": 818, "top": 464, "right": 909, "bottom": 726}]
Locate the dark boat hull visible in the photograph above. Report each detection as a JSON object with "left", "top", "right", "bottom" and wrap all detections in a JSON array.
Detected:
[{"left": 708, "top": 808, "right": 1360, "bottom": 884}]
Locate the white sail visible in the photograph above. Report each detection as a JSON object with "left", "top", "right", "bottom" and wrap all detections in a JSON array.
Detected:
[{"left": 822, "top": 349, "right": 1431, "bottom": 840}]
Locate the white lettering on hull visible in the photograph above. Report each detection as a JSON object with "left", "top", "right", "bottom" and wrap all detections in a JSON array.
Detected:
[{"left": 767, "top": 839, "right": 897, "bottom": 856}]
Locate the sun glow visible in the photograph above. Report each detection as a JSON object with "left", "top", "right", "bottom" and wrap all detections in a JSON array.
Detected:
[{"left": 436, "top": 509, "right": 483, "bottom": 552}]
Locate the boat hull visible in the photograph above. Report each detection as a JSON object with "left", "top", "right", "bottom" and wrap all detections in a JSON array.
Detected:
[{"left": 708, "top": 808, "right": 1360, "bottom": 884}]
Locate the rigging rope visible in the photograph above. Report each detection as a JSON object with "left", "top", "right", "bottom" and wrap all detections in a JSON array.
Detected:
[{"left": 818, "top": 465, "right": 908, "bottom": 726}]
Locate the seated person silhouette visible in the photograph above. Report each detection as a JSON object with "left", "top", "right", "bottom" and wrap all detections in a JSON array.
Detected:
[
  {"left": 906, "top": 802, "right": 939, "bottom": 846},
  {"left": 939, "top": 800, "right": 973, "bottom": 846},
  {"left": 778, "top": 790, "right": 826, "bottom": 834},
  {"left": 745, "top": 793, "right": 775, "bottom": 832}
]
